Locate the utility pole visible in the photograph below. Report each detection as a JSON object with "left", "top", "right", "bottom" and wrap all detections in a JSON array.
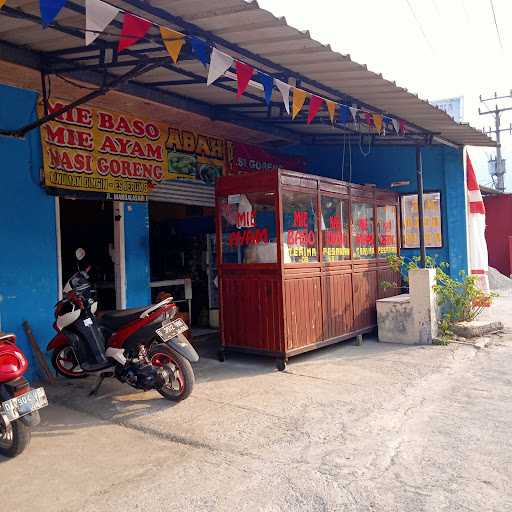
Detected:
[{"left": 479, "top": 91, "right": 512, "bottom": 193}]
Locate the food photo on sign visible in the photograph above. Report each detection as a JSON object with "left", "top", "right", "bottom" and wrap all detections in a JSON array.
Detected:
[{"left": 166, "top": 127, "right": 226, "bottom": 185}]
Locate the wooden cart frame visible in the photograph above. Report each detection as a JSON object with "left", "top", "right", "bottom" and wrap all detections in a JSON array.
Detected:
[{"left": 215, "top": 169, "right": 400, "bottom": 370}]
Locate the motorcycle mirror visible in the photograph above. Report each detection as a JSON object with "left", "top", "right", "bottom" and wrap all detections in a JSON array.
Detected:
[{"left": 75, "top": 248, "right": 86, "bottom": 261}]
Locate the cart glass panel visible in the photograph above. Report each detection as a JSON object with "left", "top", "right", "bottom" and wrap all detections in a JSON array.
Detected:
[
  {"left": 320, "top": 195, "right": 350, "bottom": 262},
  {"left": 351, "top": 202, "right": 375, "bottom": 259},
  {"left": 220, "top": 192, "right": 277, "bottom": 264},
  {"left": 376, "top": 205, "right": 398, "bottom": 257},
  {"left": 282, "top": 190, "right": 318, "bottom": 263}
]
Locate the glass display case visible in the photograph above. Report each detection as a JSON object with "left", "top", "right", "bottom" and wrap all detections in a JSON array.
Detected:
[{"left": 215, "top": 169, "right": 400, "bottom": 370}]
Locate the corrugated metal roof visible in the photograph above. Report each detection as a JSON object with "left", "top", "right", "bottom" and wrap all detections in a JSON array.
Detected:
[{"left": 0, "top": 0, "right": 495, "bottom": 147}]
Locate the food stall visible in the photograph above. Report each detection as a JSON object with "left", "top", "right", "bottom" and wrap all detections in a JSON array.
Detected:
[{"left": 215, "top": 169, "right": 400, "bottom": 369}]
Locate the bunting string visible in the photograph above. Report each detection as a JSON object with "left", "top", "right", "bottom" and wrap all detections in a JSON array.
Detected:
[{"left": 0, "top": 0, "right": 407, "bottom": 136}]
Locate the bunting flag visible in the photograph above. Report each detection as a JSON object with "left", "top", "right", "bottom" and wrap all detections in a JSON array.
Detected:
[
  {"left": 207, "top": 48, "right": 233, "bottom": 86},
  {"left": 118, "top": 13, "right": 151, "bottom": 53},
  {"left": 40, "top": 0, "right": 67, "bottom": 27},
  {"left": 339, "top": 105, "right": 351, "bottom": 124},
  {"left": 325, "top": 99, "right": 336, "bottom": 124},
  {"left": 391, "top": 118, "right": 400, "bottom": 134},
  {"left": 257, "top": 72, "right": 274, "bottom": 106},
  {"left": 33, "top": 0, "right": 407, "bottom": 137},
  {"left": 191, "top": 36, "right": 210, "bottom": 67},
  {"left": 275, "top": 79, "right": 291, "bottom": 114},
  {"left": 160, "top": 27, "right": 185, "bottom": 63},
  {"left": 235, "top": 61, "right": 254, "bottom": 98},
  {"left": 372, "top": 114, "right": 383, "bottom": 133},
  {"left": 0, "top": 0, "right": 6, "bottom": 9},
  {"left": 349, "top": 106, "right": 359, "bottom": 123},
  {"left": 307, "top": 95, "right": 323, "bottom": 124},
  {"left": 466, "top": 153, "right": 490, "bottom": 292},
  {"left": 292, "top": 88, "right": 307, "bottom": 120},
  {"left": 85, "top": 0, "right": 119, "bottom": 46},
  {"left": 364, "top": 112, "right": 374, "bottom": 129}
]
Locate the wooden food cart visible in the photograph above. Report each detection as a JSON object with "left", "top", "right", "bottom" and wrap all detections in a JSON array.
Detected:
[{"left": 215, "top": 169, "right": 400, "bottom": 370}]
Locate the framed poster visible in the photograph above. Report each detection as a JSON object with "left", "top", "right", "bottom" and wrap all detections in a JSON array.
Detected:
[{"left": 401, "top": 192, "right": 443, "bottom": 248}]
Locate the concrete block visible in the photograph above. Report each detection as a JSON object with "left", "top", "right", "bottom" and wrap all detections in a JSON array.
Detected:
[
  {"left": 452, "top": 320, "right": 504, "bottom": 339},
  {"left": 377, "top": 269, "right": 438, "bottom": 345}
]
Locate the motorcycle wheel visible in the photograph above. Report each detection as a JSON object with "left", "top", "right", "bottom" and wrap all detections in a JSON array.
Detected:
[
  {"left": 0, "top": 417, "right": 31, "bottom": 458},
  {"left": 52, "top": 346, "right": 87, "bottom": 379},
  {"left": 149, "top": 344, "right": 195, "bottom": 402}
]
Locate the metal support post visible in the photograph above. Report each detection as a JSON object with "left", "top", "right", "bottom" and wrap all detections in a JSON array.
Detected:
[{"left": 416, "top": 145, "right": 426, "bottom": 268}]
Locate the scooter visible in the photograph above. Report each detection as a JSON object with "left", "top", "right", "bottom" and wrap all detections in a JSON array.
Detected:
[
  {"left": 0, "top": 333, "right": 48, "bottom": 457},
  {"left": 47, "top": 249, "right": 198, "bottom": 401}
]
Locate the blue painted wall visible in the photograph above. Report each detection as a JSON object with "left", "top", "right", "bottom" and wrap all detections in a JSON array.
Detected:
[
  {"left": 284, "top": 143, "right": 468, "bottom": 277},
  {"left": 0, "top": 84, "right": 57, "bottom": 380},
  {"left": 124, "top": 202, "right": 151, "bottom": 307}
]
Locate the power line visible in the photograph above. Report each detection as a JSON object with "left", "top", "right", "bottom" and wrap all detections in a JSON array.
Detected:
[
  {"left": 405, "top": 0, "right": 435, "bottom": 54},
  {"left": 489, "top": 0, "right": 503, "bottom": 50}
]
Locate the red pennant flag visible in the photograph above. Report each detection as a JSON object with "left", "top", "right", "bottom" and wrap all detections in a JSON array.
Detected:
[
  {"left": 399, "top": 119, "right": 406, "bottom": 134},
  {"left": 364, "top": 112, "right": 374, "bottom": 127},
  {"left": 118, "top": 13, "right": 151, "bottom": 53},
  {"left": 235, "top": 61, "right": 254, "bottom": 98},
  {"left": 307, "top": 95, "right": 323, "bottom": 124}
]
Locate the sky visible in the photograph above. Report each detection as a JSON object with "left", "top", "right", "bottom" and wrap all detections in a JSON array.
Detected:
[{"left": 258, "top": 0, "right": 512, "bottom": 191}]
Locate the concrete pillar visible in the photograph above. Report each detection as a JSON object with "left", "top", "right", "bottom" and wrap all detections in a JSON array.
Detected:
[{"left": 409, "top": 268, "right": 438, "bottom": 344}]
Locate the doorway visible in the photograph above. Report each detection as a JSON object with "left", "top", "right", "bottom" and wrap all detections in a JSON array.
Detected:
[
  {"left": 149, "top": 202, "right": 218, "bottom": 335},
  {"left": 59, "top": 197, "right": 118, "bottom": 311}
]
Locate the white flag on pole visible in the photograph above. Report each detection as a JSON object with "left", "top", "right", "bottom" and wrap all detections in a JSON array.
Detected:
[{"left": 85, "top": 0, "right": 120, "bottom": 46}]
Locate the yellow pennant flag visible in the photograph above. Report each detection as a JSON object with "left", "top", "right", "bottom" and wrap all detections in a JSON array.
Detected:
[
  {"left": 325, "top": 99, "right": 336, "bottom": 124},
  {"left": 0, "top": 0, "right": 7, "bottom": 8},
  {"left": 160, "top": 27, "right": 185, "bottom": 64},
  {"left": 372, "top": 113, "right": 383, "bottom": 133},
  {"left": 292, "top": 88, "right": 308, "bottom": 120}
]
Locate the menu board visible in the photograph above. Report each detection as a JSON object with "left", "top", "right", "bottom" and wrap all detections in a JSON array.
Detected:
[
  {"left": 401, "top": 192, "right": 442, "bottom": 248},
  {"left": 351, "top": 203, "right": 375, "bottom": 259}
]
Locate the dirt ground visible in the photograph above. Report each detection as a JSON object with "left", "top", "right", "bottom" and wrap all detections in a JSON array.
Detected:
[{"left": 1, "top": 295, "right": 512, "bottom": 512}]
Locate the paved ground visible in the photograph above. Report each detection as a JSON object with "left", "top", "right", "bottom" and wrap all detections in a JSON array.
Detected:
[{"left": 2, "top": 295, "right": 512, "bottom": 512}]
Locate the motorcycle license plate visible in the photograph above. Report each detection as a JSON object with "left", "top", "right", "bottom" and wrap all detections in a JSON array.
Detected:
[
  {"left": 1, "top": 388, "right": 48, "bottom": 422},
  {"left": 156, "top": 318, "right": 188, "bottom": 342}
]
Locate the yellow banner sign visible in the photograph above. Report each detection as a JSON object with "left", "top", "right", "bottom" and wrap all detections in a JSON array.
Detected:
[
  {"left": 401, "top": 192, "right": 443, "bottom": 248},
  {"left": 40, "top": 101, "right": 168, "bottom": 199},
  {"left": 166, "top": 127, "right": 225, "bottom": 184}
]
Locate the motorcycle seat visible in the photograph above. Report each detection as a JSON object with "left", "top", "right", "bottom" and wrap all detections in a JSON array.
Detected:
[{"left": 100, "top": 307, "right": 150, "bottom": 330}]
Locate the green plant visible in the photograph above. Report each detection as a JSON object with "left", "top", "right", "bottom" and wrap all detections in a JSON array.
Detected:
[{"left": 382, "top": 255, "right": 496, "bottom": 336}]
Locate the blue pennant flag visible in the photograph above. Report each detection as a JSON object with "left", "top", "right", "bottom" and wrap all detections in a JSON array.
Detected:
[
  {"left": 40, "top": 0, "right": 67, "bottom": 27},
  {"left": 338, "top": 105, "right": 351, "bottom": 124},
  {"left": 190, "top": 36, "right": 210, "bottom": 68},
  {"left": 256, "top": 72, "right": 274, "bottom": 105}
]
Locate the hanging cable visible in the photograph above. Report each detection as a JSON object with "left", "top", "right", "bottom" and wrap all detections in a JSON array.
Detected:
[
  {"left": 489, "top": 0, "right": 503, "bottom": 50},
  {"left": 358, "top": 134, "right": 372, "bottom": 157},
  {"left": 348, "top": 137, "right": 353, "bottom": 184},
  {"left": 405, "top": 0, "right": 435, "bottom": 54}
]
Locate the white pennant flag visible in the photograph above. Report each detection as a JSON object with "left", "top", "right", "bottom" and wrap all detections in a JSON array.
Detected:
[
  {"left": 391, "top": 118, "right": 400, "bottom": 134},
  {"left": 275, "top": 79, "right": 291, "bottom": 114},
  {"left": 207, "top": 48, "right": 233, "bottom": 86},
  {"left": 349, "top": 106, "right": 359, "bottom": 123},
  {"left": 85, "top": 0, "right": 119, "bottom": 46}
]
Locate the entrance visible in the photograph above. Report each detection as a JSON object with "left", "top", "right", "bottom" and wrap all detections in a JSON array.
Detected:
[
  {"left": 149, "top": 202, "right": 218, "bottom": 335},
  {"left": 58, "top": 197, "right": 119, "bottom": 311}
]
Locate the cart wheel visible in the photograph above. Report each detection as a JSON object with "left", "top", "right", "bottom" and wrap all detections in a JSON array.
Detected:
[
  {"left": 276, "top": 358, "right": 287, "bottom": 372},
  {"left": 217, "top": 349, "right": 225, "bottom": 362}
]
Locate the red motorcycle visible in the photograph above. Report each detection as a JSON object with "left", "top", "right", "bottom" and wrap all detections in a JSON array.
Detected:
[
  {"left": 0, "top": 333, "right": 47, "bottom": 458},
  {"left": 47, "top": 250, "right": 198, "bottom": 401}
]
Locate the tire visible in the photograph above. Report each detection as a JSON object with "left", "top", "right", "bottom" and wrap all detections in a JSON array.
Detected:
[
  {"left": 149, "top": 343, "right": 195, "bottom": 402},
  {"left": 52, "top": 346, "right": 88, "bottom": 379},
  {"left": 0, "top": 418, "right": 31, "bottom": 458}
]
